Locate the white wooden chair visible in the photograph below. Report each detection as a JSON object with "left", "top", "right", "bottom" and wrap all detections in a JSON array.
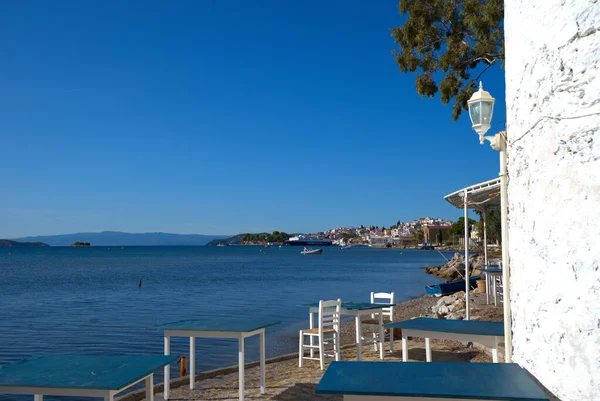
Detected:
[
  {"left": 361, "top": 292, "right": 395, "bottom": 353},
  {"left": 299, "top": 299, "right": 341, "bottom": 370}
]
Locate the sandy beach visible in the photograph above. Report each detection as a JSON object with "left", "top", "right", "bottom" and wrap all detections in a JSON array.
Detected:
[{"left": 122, "top": 291, "right": 503, "bottom": 401}]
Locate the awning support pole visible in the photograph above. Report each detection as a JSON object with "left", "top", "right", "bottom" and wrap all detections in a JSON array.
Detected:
[
  {"left": 483, "top": 209, "right": 488, "bottom": 265},
  {"left": 464, "top": 189, "right": 470, "bottom": 320}
]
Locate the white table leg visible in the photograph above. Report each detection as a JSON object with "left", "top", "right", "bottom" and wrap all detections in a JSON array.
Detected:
[
  {"left": 260, "top": 329, "right": 266, "bottom": 394},
  {"left": 190, "top": 336, "right": 196, "bottom": 389},
  {"left": 34, "top": 395, "right": 43, "bottom": 401},
  {"left": 355, "top": 315, "right": 362, "bottom": 361},
  {"left": 164, "top": 334, "right": 170, "bottom": 400},
  {"left": 402, "top": 335, "right": 408, "bottom": 362},
  {"left": 146, "top": 374, "right": 154, "bottom": 401},
  {"left": 239, "top": 335, "right": 245, "bottom": 401},
  {"left": 492, "top": 336, "right": 499, "bottom": 363},
  {"left": 378, "top": 313, "right": 384, "bottom": 360},
  {"left": 425, "top": 337, "right": 432, "bottom": 362},
  {"left": 309, "top": 311, "right": 315, "bottom": 358}
]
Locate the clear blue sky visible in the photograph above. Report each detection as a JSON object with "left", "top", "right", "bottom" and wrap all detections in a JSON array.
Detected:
[{"left": 0, "top": 0, "right": 506, "bottom": 237}]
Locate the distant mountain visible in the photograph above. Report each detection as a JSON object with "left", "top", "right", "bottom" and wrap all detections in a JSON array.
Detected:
[
  {"left": 0, "top": 239, "right": 49, "bottom": 247},
  {"left": 11, "top": 231, "right": 229, "bottom": 246}
]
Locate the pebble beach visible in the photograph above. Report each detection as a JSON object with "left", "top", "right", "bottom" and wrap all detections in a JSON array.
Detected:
[{"left": 123, "top": 291, "right": 503, "bottom": 401}]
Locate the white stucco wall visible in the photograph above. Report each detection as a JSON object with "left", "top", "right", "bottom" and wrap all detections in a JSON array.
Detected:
[{"left": 504, "top": 1, "right": 600, "bottom": 400}]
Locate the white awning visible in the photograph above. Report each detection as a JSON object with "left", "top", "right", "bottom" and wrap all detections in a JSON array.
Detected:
[{"left": 444, "top": 178, "right": 501, "bottom": 212}]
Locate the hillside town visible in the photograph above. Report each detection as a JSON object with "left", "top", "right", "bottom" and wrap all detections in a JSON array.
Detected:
[
  {"left": 217, "top": 215, "right": 498, "bottom": 248},
  {"left": 323, "top": 216, "right": 455, "bottom": 247}
]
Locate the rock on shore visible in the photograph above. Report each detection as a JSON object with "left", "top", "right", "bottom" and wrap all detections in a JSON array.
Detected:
[
  {"left": 430, "top": 291, "right": 470, "bottom": 320},
  {"left": 423, "top": 252, "right": 483, "bottom": 281}
]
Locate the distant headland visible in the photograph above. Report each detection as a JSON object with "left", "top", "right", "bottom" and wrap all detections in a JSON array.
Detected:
[
  {"left": 70, "top": 242, "right": 91, "bottom": 247},
  {"left": 0, "top": 239, "right": 49, "bottom": 247},
  {"left": 10, "top": 231, "right": 229, "bottom": 246}
]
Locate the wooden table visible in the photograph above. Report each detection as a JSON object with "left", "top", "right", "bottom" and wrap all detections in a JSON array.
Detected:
[
  {"left": 155, "top": 317, "right": 280, "bottom": 401},
  {"left": 385, "top": 318, "right": 504, "bottom": 363},
  {"left": 316, "top": 361, "right": 549, "bottom": 400},
  {"left": 0, "top": 355, "right": 176, "bottom": 401}
]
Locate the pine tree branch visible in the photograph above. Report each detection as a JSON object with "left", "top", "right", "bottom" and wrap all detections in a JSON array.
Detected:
[{"left": 473, "top": 60, "right": 497, "bottom": 82}]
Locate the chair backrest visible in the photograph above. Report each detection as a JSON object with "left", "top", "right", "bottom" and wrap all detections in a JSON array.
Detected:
[
  {"left": 318, "top": 299, "right": 341, "bottom": 334},
  {"left": 490, "top": 258, "right": 503, "bottom": 269},
  {"left": 370, "top": 292, "right": 395, "bottom": 321}
]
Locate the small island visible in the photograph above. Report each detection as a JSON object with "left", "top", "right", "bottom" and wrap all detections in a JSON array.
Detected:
[{"left": 70, "top": 242, "right": 91, "bottom": 247}]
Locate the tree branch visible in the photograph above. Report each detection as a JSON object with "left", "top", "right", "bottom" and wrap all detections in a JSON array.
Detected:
[
  {"left": 417, "top": 37, "right": 445, "bottom": 54},
  {"left": 473, "top": 60, "right": 497, "bottom": 82},
  {"left": 461, "top": 54, "right": 499, "bottom": 68}
]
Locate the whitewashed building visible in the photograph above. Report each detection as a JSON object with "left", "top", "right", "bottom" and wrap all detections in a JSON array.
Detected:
[{"left": 505, "top": 0, "right": 600, "bottom": 399}]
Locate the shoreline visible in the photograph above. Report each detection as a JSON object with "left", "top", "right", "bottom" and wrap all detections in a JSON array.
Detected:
[{"left": 118, "top": 292, "right": 503, "bottom": 401}]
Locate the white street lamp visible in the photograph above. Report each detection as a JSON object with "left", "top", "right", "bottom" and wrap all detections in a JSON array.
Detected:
[
  {"left": 468, "top": 82, "right": 496, "bottom": 144},
  {"left": 467, "top": 81, "right": 512, "bottom": 363}
]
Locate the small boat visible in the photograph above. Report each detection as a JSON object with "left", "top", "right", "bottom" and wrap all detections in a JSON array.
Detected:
[
  {"left": 340, "top": 245, "right": 352, "bottom": 250},
  {"left": 301, "top": 247, "right": 323, "bottom": 255},
  {"left": 425, "top": 275, "right": 481, "bottom": 296}
]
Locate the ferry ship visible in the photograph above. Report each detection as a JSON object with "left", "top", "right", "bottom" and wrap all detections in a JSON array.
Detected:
[{"left": 285, "top": 235, "right": 333, "bottom": 246}]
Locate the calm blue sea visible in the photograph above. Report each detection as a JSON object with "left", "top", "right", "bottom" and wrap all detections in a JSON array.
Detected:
[{"left": 0, "top": 246, "right": 446, "bottom": 400}]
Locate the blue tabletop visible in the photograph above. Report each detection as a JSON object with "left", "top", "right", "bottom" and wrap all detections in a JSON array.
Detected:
[
  {"left": 304, "top": 302, "right": 395, "bottom": 311},
  {"left": 384, "top": 317, "right": 504, "bottom": 337},
  {"left": 316, "top": 361, "right": 549, "bottom": 400},
  {"left": 154, "top": 317, "right": 281, "bottom": 333},
  {"left": 481, "top": 268, "right": 503, "bottom": 273},
  {"left": 0, "top": 355, "right": 176, "bottom": 390}
]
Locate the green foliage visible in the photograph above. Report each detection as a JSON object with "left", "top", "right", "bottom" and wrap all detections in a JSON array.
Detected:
[
  {"left": 414, "top": 229, "right": 424, "bottom": 242},
  {"left": 391, "top": 0, "right": 504, "bottom": 120},
  {"left": 340, "top": 232, "right": 359, "bottom": 240},
  {"left": 241, "top": 231, "right": 291, "bottom": 244},
  {"left": 474, "top": 210, "right": 502, "bottom": 244},
  {"left": 448, "top": 217, "right": 477, "bottom": 238},
  {"left": 71, "top": 242, "right": 90, "bottom": 247}
]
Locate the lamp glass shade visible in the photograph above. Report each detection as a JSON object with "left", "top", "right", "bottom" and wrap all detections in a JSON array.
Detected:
[
  {"left": 469, "top": 102, "right": 481, "bottom": 125},
  {"left": 467, "top": 82, "right": 495, "bottom": 137},
  {"left": 481, "top": 100, "right": 494, "bottom": 125}
]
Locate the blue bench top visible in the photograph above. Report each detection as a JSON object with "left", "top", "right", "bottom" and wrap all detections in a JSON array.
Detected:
[
  {"left": 304, "top": 302, "right": 395, "bottom": 311},
  {"left": 384, "top": 317, "right": 504, "bottom": 337},
  {"left": 154, "top": 317, "right": 281, "bottom": 333},
  {"left": 316, "top": 361, "right": 549, "bottom": 400},
  {"left": 481, "top": 268, "right": 503, "bottom": 273},
  {"left": 0, "top": 355, "right": 176, "bottom": 390}
]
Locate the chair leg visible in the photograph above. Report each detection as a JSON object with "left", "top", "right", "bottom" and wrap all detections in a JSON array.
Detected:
[
  {"left": 319, "top": 335, "right": 324, "bottom": 370},
  {"left": 372, "top": 331, "right": 378, "bottom": 351},
  {"left": 389, "top": 328, "right": 394, "bottom": 353},
  {"left": 335, "top": 332, "right": 340, "bottom": 361},
  {"left": 298, "top": 331, "right": 303, "bottom": 367}
]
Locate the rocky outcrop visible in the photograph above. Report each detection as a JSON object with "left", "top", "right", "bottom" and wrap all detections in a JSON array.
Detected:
[
  {"left": 424, "top": 252, "right": 483, "bottom": 281},
  {"left": 430, "top": 291, "right": 474, "bottom": 320}
]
